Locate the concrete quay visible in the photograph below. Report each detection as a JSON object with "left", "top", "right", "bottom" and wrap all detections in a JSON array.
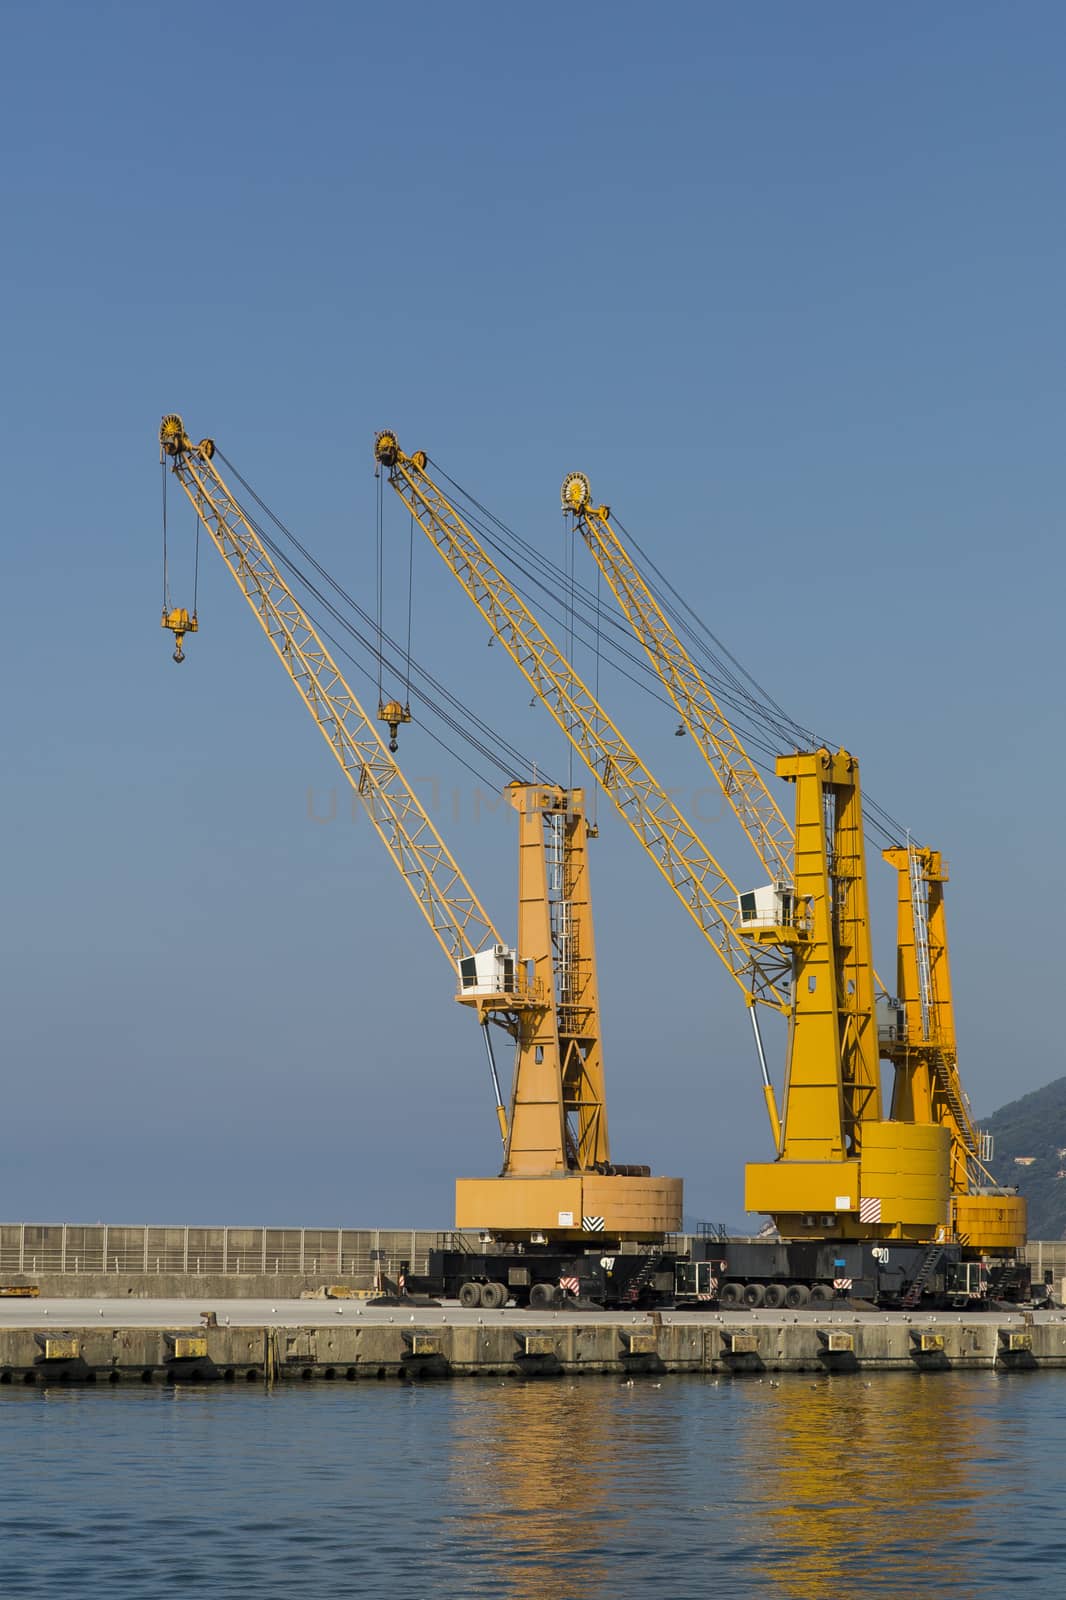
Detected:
[{"left": 0, "top": 1300, "right": 1063, "bottom": 1384}]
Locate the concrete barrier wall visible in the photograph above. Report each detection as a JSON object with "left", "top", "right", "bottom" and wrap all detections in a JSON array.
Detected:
[{"left": 0, "top": 1312, "right": 1059, "bottom": 1382}]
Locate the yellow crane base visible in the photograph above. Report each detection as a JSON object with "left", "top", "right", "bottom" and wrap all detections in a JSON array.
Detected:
[
  {"left": 455, "top": 1173, "right": 683, "bottom": 1243},
  {"left": 954, "top": 1193, "right": 1028, "bottom": 1254},
  {"left": 745, "top": 1122, "right": 952, "bottom": 1240}
]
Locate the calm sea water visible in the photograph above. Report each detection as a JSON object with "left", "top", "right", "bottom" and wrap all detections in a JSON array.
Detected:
[{"left": 1, "top": 1371, "right": 1063, "bottom": 1598}]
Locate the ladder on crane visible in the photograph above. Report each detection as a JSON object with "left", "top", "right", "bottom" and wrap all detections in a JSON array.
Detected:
[
  {"left": 902, "top": 1243, "right": 945, "bottom": 1308},
  {"left": 908, "top": 840, "right": 935, "bottom": 1041}
]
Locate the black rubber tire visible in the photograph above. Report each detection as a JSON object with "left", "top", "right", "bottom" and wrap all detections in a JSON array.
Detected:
[
  {"left": 809, "top": 1283, "right": 835, "bottom": 1304},
  {"left": 720, "top": 1282, "right": 745, "bottom": 1308},
  {"left": 742, "top": 1282, "right": 766, "bottom": 1308},
  {"left": 458, "top": 1281, "right": 482, "bottom": 1308},
  {"left": 528, "top": 1282, "right": 554, "bottom": 1309},
  {"left": 783, "top": 1283, "right": 810, "bottom": 1308},
  {"left": 480, "top": 1281, "right": 507, "bottom": 1310},
  {"left": 763, "top": 1283, "right": 787, "bottom": 1309}
]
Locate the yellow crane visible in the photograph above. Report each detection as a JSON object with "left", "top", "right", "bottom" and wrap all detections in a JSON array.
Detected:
[
  {"left": 738, "top": 748, "right": 950, "bottom": 1243},
  {"left": 560, "top": 474, "right": 1024, "bottom": 1256},
  {"left": 374, "top": 434, "right": 958, "bottom": 1250},
  {"left": 158, "top": 415, "right": 680, "bottom": 1251},
  {"left": 881, "top": 844, "right": 1025, "bottom": 1251}
]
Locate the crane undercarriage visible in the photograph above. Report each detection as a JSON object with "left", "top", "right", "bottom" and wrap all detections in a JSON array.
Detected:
[{"left": 408, "top": 1235, "right": 1031, "bottom": 1311}]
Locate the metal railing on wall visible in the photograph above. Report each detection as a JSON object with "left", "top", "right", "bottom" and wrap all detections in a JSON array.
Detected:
[{"left": 0, "top": 1224, "right": 437, "bottom": 1278}]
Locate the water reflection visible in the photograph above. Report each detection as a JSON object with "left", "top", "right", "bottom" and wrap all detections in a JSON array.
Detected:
[
  {"left": 444, "top": 1378, "right": 685, "bottom": 1599},
  {"left": 440, "top": 1371, "right": 1032, "bottom": 1599},
  {"left": 732, "top": 1372, "right": 1021, "bottom": 1598},
  {"left": 0, "top": 1370, "right": 1056, "bottom": 1598}
]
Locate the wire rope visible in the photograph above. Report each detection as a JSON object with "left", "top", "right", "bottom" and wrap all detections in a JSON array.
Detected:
[
  {"left": 192, "top": 505, "right": 200, "bottom": 616},
  {"left": 427, "top": 461, "right": 911, "bottom": 850},
  {"left": 213, "top": 451, "right": 550, "bottom": 789},
  {"left": 375, "top": 466, "right": 384, "bottom": 706},
  {"left": 405, "top": 508, "right": 415, "bottom": 704},
  {"left": 161, "top": 460, "right": 170, "bottom": 611}
]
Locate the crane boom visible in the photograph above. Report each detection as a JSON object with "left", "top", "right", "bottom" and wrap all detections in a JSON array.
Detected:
[
  {"left": 562, "top": 476, "right": 908, "bottom": 1015},
  {"left": 159, "top": 416, "right": 501, "bottom": 970},
  {"left": 374, "top": 432, "right": 790, "bottom": 1014},
  {"left": 562, "top": 473, "right": 793, "bottom": 883}
]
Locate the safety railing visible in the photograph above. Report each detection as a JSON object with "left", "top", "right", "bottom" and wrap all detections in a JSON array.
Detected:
[{"left": 0, "top": 1224, "right": 436, "bottom": 1279}]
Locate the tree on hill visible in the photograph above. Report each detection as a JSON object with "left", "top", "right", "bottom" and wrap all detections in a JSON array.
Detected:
[{"left": 981, "top": 1076, "right": 1066, "bottom": 1240}]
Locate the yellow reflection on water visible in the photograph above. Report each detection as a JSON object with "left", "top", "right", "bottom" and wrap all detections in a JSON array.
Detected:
[
  {"left": 443, "top": 1377, "right": 681, "bottom": 1600},
  {"left": 738, "top": 1372, "right": 1019, "bottom": 1599},
  {"left": 440, "top": 1369, "right": 1028, "bottom": 1600}
]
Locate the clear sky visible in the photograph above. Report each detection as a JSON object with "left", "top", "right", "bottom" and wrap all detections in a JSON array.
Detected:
[{"left": 1, "top": 1, "right": 1062, "bottom": 1229}]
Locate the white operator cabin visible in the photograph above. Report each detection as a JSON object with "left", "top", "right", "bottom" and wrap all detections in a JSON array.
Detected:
[
  {"left": 458, "top": 944, "right": 518, "bottom": 996},
  {"left": 738, "top": 882, "right": 794, "bottom": 929}
]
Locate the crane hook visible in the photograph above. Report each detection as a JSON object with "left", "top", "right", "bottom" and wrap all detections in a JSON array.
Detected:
[
  {"left": 378, "top": 699, "right": 412, "bottom": 753},
  {"left": 162, "top": 607, "right": 198, "bottom": 665}
]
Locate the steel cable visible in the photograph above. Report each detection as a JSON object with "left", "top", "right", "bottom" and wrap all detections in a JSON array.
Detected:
[
  {"left": 429, "top": 462, "right": 911, "bottom": 850},
  {"left": 213, "top": 451, "right": 549, "bottom": 789}
]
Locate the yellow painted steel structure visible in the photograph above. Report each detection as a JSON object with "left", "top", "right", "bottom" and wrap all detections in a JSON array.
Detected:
[
  {"left": 160, "top": 605, "right": 197, "bottom": 663},
  {"left": 375, "top": 434, "right": 956, "bottom": 1241},
  {"left": 883, "top": 847, "right": 974, "bottom": 1160},
  {"left": 765, "top": 751, "right": 881, "bottom": 1161},
  {"left": 160, "top": 415, "right": 501, "bottom": 978},
  {"left": 561, "top": 472, "right": 792, "bottom": 883},
  {"left": 742, "top": 750, "right": 950, "bottom": 1241},
  {"left": 882, "top": 845, "right": 1025, "bottom": 1251},
  {"left": 454, "top": 1171, "right": 683, "bottom": 1239},
  {"left": 455, "top": 781, "right": 681, "bottom": 1242},
  {"left": 561, "top": 473, "right": 898, "bottom": 1006},
  {"left": 562, "top": 474, "right": 1022, "bottom": 1255},
  {"left": 373, "top": 431, "right": 790, "bottom": 1016},
  {"left": 503, "top": 784, "right": 606, "bottom": 1176},
  {"left": 159, "top": 416, "right": 678, "bottom": 1243}
]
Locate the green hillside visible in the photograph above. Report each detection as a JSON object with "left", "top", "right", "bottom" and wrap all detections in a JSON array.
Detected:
[{"left": 982, "top": 1076, "right": 1066, "bottom": 1239}]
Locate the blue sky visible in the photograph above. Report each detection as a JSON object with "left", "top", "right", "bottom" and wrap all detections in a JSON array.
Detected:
[{"left": 1, "top": 1, "right": 1062, "bottom": 1228}]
